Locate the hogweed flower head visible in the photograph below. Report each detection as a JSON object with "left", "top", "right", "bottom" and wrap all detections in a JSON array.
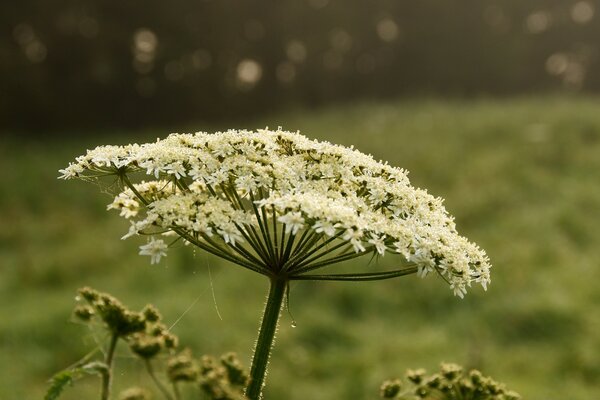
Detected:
[{"left": 60, "top": 128, "right": 490, "bottom": 296}]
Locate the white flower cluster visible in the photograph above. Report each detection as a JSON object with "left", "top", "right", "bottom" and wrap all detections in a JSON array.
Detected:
[{"left": 60, "top": 128, "right": 490, "bottom": 296}]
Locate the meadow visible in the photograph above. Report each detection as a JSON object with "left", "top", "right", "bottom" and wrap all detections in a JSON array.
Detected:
[{"left": 1, "top": 96, "right": 599, "bottom": 399}]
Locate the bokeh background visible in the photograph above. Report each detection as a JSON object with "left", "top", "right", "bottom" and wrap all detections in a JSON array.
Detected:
[
  {"left": 1, "top": 1, "right": 600, "bottom": 399},
  {"left": 3, "top": 0, "right": 600, "bottom": 132}
]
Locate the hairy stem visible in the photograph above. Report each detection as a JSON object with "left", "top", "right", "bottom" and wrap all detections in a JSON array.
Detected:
[
  {"left": 246, "top": 278, "right": 287, "bottom": 400},
  {"left": 100, "top": 334, "right": 118, "bottom": 400}
]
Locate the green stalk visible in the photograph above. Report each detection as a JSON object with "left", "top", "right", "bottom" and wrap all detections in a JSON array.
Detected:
[
  {"left": 172, "top": 383, "right": 181, "bottom": 400},
  {"left": 100, "top": 334, "right": 118, "bottom": 400},
  {"left": 289, "top": 265, "right": 418, "bottom": 281},
  {"left": 291, "top": 245, "right": 375, "bottom": 274},
  {"left": 246, "top": 278, "right": 287, "bottom": 400},
  {"left": 250, "top": 191, "right": 277, "bottom": 265},
  {"left": 271, "top": 206, "right": 279, "bottom": 264},
  {"left": 144, "top": 359, "right": 174, "bottom": 400}
]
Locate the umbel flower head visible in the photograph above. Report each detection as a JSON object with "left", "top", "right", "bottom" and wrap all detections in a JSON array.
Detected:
[{"left": 60, "top": 128, "right": 490, "bottom": 297}]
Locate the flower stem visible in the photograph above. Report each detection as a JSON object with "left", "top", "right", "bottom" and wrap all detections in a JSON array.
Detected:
[
  {"left": 144, "top": 359, "right": 174, "bottom": 400},
  {"left": 100, "top": 333, "right": 118, "bottom": 400},
  {"left": 290, "top": 265, "right": 418, "bottom": 281},
  {"left": 172, "top": 382, "right": 181, "bottom": 400},
  {"left": 246, "top": 277, "right": 287, "bottom": 400}
]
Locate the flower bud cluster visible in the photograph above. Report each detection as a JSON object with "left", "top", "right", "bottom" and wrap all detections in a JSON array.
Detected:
[
  {"left": 74, "top": 287, "right": 178, "bottom": 357},
  {"left": 75, "top": 287, "right": 145, "bottom": 336},
  {"left": 67, "top": 288, "right": 250, "bottom": 400},
  {"left": 380, "top": 363, "right": 520, "bottom": 400},
  {"left": 197, "top": 353, "right": 249, "bottom": 400},
  {"left": 167, "top": 348, "right": 200, "bottom": 383},
  {"left": 163, "top": 349, "right": 249, "bottom": 399},
  {"left": 61, "top": 129, "right": 491, "bottom": 296}
]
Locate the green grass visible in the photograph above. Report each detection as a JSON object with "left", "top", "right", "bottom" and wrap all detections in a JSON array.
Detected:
[{"left": 1, "top": 96, "right": 599, "bottom": 399}]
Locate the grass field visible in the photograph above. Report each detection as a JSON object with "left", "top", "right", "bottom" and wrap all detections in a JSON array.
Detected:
[{"left": 1, "top": 96, "right": 599, "bottom": 399}]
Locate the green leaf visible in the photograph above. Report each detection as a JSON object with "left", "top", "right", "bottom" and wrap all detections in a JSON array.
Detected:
[
  {"left": 82, "top": 361, "right": 109, "bottom": 376},
  {"left": 44, "top": 362, "right": 108, "bottom": 400},
  {"left": 44, "top": 371, "right": 74, "bottom": 400}
]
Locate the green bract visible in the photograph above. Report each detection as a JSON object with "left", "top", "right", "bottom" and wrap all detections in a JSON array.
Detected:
[{"left": 60, "top": 128, "right": 490, "bottom": 297}]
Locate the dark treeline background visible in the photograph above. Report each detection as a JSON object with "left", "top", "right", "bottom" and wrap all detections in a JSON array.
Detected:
[{"left": 2, "top": 0, "right": 599, "bottom": 133}]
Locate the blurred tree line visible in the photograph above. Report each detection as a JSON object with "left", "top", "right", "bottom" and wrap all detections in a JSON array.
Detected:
[{"left": 2, "top": 0, "right": 599, "bottom": 132}]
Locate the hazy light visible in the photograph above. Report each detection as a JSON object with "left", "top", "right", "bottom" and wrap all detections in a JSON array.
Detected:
[
  {"left": 376, "top": 18, "right": 400, "bottom": 42},
  {"left": 330, "top": 29, "right": 352, "bottom": 52},
  {"left": 545, "top": 52, "right": 586, "bottom": 89},
  {"left": 571, "top": 1, "right": 595, "bottom": 24},
  {"left": 13, "top": 24, "right": 47, "bottom": 63},
  {"left": 545, "top": 53, "right": 569, "bottom": 76},
  {"left": 276, "top": 61, "right": 296, "bottom": 84},
  {"left": 13, "top": 24, "right": 35, "bottom": 45},
  {"left": 286, "top": 40, "right": 307, "bottom": 63},
  {"left": 236, "top": 59, "right": 263, "bottom": 87},
  {"left": 134, "top": 51, "right": 154, "bottom": 64},
  {"left": 564, "top": 61, "right": 585, "bottom": 88},
  {"left": 24, "top": 41, "right": 47, "bottom": 63},
  {"left": 134, "top": 29, "right": 158, "bottom": 54},
  {"left": 133, "top": 28, "right": 158, "bottom": 74},
  {"left": 526, "top": 11, "right": 551, "bottom": 34},
  {"left": 133, "top": 59, "right": 154, "bottom": 74}
]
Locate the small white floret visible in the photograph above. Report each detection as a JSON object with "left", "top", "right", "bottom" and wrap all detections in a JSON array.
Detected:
[{"left": 139, "top": 237, "right": 168, "bottom": 264}]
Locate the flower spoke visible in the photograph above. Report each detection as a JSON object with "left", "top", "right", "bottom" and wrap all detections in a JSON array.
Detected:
[{"left": 289, "top": 265, "right": 418, "bottom": 282}]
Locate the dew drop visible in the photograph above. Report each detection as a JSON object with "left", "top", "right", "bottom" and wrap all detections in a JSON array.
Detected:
[{"left": 291, "top": 321, "right": 297, "bottom": 328}]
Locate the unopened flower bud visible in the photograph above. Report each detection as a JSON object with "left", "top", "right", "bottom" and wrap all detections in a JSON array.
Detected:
[
  {"left": 380, "top": 379, "right": 402, "bottom": 398},
  {"left": 406, "top": 368, "right": 426, "bottom": 385},
  {"left": 414, "top": 386, "right": 429, "bottom": 398},
  {"left": 221, "top": 352, "right": 249, "bottom": 387},
  {"left": 150, "top": 323, "right": 167, "bottom": 337},
  {"left": 167, "top": 349, "right": 200, "bottom": 383},
  {"left": 118, "top": 387, "right": 152, "bottom": 400},
  {"left": 470, "top": 370, "right": 483, "bottom": 385},
  {"left": 425, "top": 373, "right": 442, "bottom": 389},
  {"left": 142, "top": 305, "right": 161, "bottom": 323},
  {"left": 129, "top": 334, "right": 162, "bottom": 359},
  {"left": 441, "top": 362, "right": 462, "bottom": 381},
  {"left": 504, "top": 390, "right": 521, "bottom": 400},
  {"left": 78, "top": 287, "right": 99, "bottom": 303},
  {"left": 162, "top": 332, "right": 179, "bottom": 349},
  {"left": 73, "top": 305, "right": 95, "bottom": 321},
  {"left": 200, "top": 355, "right": 217, "bottom": 374},
  {"left": 486, "top": 380, "right": 503, "bottom": 395}
]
